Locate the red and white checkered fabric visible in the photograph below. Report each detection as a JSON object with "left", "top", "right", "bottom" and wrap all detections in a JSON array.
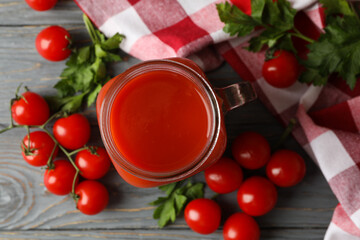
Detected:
[{"left": 74, "top": 0, "right": 360, "bottom": 238}]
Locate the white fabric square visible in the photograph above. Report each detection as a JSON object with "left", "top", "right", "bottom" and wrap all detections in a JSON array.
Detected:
[
  {"left": 310, "top": 131, "right": 356, "bottom": 181},
  {"left": 210, "top": 29, "right": 229, "bottom": 43},
  {"left": 350, "top": 209, "right": 360, "bottom": 229},
  {"left": 325, "top": 222, "right": 360, "bottom": 240},
  {"left": 177, "top": 0, "right": 218, "bottom": 15},
  {"left": 99, "top": 7, "right": 151, "bottom": 53},
  {"left": 299, "top": 85, "right": 323, "bottom": 111},
  {"left": 257, "top": 77, "right": 309, "bottom": 113}
]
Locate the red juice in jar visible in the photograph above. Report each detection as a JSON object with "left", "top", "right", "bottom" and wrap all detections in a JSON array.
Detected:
[
  {"left": 110, "top": 70, "right": 211, "bottom": 174},
  {"left": 97, "top": 58, "right": 255, "bottom": 188}
]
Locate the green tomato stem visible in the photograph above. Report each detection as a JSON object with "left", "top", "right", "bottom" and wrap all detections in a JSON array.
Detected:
[
  {"left": 26, "top": 126, "right": 31, "bottom": 153},
  {"left": 71, "top": 169, "right": 80, "bottom": 198},
  {"left": 39, "top": 111, "right": 63, "bottom": 129},
  {"left": 46, "top": 143, "right": 58, "bottom": 168},
  {"left": 41, "top": 128, "right": 80, "bottom": 172},
  {"left": 291, "top": 28, "right": 315, "bottom": 44},
  {"left": 0, "top": 125, "right": 14, "bottom": 134},
  {"left": 68, "top": 146, "right": 88, "bottom": 157}
]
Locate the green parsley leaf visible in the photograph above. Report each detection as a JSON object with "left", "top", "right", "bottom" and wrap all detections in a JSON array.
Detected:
[
  {"left": 299, "top": 14, "right": 360, "bottom": 89},
  {"left": 319, "top": 0, "right": 355, "bottom": 18},
  {"left": 50, "top": 14, "right": 124, "bottom": 113},
  {"left": 150, "top": 180, "right": 205, "bottom": 228},
  {"left": 216, "top": 2, "right": 257, "bottom": 37},
  {"left": 217, "top": 0, "right": 297, "bottom": 53}
]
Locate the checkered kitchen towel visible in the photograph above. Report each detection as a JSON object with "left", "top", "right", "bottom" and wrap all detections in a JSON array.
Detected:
[{"left": 74, "top": 0, "right": 360, "bottom": 239}]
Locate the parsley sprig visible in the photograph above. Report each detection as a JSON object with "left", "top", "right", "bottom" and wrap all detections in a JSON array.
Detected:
[
  {"left": 47, "top": 14, "right": 124, "bottom": 113},
  {"left": 217, "top": 0, "right": 360, "bottom": 89},
  {"left": 149, "top": 181, "right": 205, "bottom": 228},
  {"left": 217, "top": 0, "right": 312, "bottom": 53},
  {"left": 299, "top": 0, "right": 360, "bottom": 88}
]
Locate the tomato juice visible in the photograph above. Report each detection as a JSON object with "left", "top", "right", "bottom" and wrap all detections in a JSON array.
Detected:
[
  {"left": 110, "top": 70, "right": 212, "bottom": 174},
  {"left": 97, "top": 58, "right": 227, "bottom": 187}
]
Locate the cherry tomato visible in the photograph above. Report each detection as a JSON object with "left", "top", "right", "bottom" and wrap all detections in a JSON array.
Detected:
[
  {"left": 11, "top": 91, "right": 50, "bottom": 125},
  {"left": 266, "top": 149, "right": 306, "bottom": 187},
  {"left": 75, "top": 180, "right": 109, "bottom": 215},
  {"left": 35, "top": 26, "right": 71, "bottom": 61},
  {"left": 53, "top": 113, "right": 91, "bottom": 150},
  {"left": 25, "top": 0, "right": 57, "bottom": 11},
  {"left": 231, "top": 132, "right": 270, "bottom": 170},
  {"left": 75, "top": 146, "right": 111, "bottom": 180},
  {"left": 237, "top": 176, "right": 277, "bottom": 216},
  {"left": 223, "top": 212, "right": 260, "bottom": 240},
  {"left": 204, "top": 157, "right": 243, "bottom": 194},
  {"left": 21, "top": 131, "right": 58, "bottom": 167},
  {"left": 262, "top": 50, "right": 300, "bottom": 88},
  {"left": 44, "top": 159, "right": 78, "bottom": 196},
  {"left": 184, "top": 198, "right": 221, "bottom": 234}
]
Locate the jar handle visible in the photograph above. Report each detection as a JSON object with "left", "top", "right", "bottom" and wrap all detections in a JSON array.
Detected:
[{"left": 215, "top": 82, "right": 257, "bottom": 113}]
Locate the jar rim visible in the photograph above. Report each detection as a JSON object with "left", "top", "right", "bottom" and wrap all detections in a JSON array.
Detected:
[{"left": 99, "top": 59, "right": 222, "bottom": 182}]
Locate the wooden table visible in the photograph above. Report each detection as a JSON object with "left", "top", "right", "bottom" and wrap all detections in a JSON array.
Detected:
[{"left": 0, "top": 1, "right": 338, "bottom": 239}]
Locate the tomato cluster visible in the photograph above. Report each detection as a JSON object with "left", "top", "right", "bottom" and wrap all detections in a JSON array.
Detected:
[
  {"left": 16, "top": 1, "right": 109, "bottom": 216},
  {"left": 184, "top": 131, "right": 306, "bottom": 239},
  {"left": 11, "top": 89, "right": 111, "bottom": 215}
]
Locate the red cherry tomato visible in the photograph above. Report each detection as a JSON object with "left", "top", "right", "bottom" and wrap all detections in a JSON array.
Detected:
[
  {"left": 25, "top": 0, "right": 57, "bottom": 11},
  {"left": 266, "top": 149, "right": 306, "bottom": 187},
  {"left": 35, "top": 26, "right": 71, "bottom": 61},
  {"left": 262, "top": 50, "right": 300, "bottom": 88},
  {"left": 53, "top": 113, "right": 91, "bottom": 150},
  {"left": 75, "top": 180, "right": 109, "bottom": 215},
  {"left": 237, "top": 176, "right": 277, "bottom": 216},
  {"left": 232, "top": 132, "right": 270, "bottom": 170},
  {"left": 44, "top": 159, "right": 78, "bottom": 195},
  {"left": 21, "top": 131, "right": 58, "bottom": 167},
  {"left": 204, "top": 157, "right": 243, "bottom": 194},
  {"left": 184, "top": 198, "right": 221, "bottom": 234},
  {"left": 223, "top": 212, "right": 260, "bottom": 240},
  {"left": 11, "top": 91, "right": 50, "bottom": 126},
  {"left": 75, "top": 146, "right": 111, "bottom": 180}
]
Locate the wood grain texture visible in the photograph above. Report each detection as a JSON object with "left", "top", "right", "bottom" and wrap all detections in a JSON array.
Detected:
[
  {"left": 0, "top": 229, "right": 327, "bottom": 240},
  {"left": 0, "top": 0, "right": 82, "bottom": 25},
  {"left": 0, "top": 1, "right": 338, "bottom": 239}
]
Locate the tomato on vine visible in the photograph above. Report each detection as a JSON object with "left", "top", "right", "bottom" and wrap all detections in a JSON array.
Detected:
[
  {"left": 262, "top": 50, "right": 300, "bottom": 88},
  {"left": 237, "top": 176, "right": 277, "bottom": 216},
  {"left": 223, "top": 212, "right": 260, "bottom": 240},
  {"left": 184, "top": 198, "right": 221, "bottom": 235},
  {"left": 266, "top": 149, "right": 306, "bottom": 187},
  {"left": 204, "top": 157, "right": 243, "bottom": 194},
  {"left": 232, "top": 132, "right": 270, "bottom": 170},
  {"left": 75, "top": 146, "right": 111, "bottom": 180},
  {"left": 21, "top": 131, "right": 58, "bottom": 167},
  {"left": 75, "top": 180, "right": 109, "bottom": 215},
  {"left": 11, "top": 91, "right": 50, "bottom": 126},
  {"left": 35, "top": 26, "right": 71, "bottom": 61},
  {"left": 44, "top": 159, "right": 78, "bottom": 196},
  {"left": 53, "top": 113, "right": 91, "bottom": 150},
  {"left": 25, "top": 0, "right": 57, "bottom": 11}
]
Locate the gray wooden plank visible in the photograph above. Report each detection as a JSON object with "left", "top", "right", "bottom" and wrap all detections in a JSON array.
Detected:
[
  {"left": 0, "top": 229, "right": 327, "bottom": 240},
  {"left": 0, "top": 0, "right": 83, "bottom": 26}
]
